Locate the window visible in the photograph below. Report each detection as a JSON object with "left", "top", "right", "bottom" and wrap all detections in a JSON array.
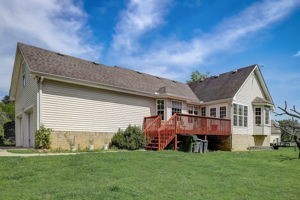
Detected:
[
  {"left": 233, "top": 103, "right": 248, "bottom": 127},
  {"left": 210, "top": 108, "right": 216, "bottom": 118},
  {"left": 244, "top": 106, "right": 248, "bottom": 127},
  {"left": 201, "top": 107, "right": 206, "bottom": 116},
  {"left": 265, "top": 108, "right": 270, "bottom": 124},
  {"left": 156, "top": 100, "right": 165, "bottom": 120},
  {"left": 233, "top": 104, "right": 237, "bottom": 126},
  {"left": 22, "top": 62, "right": 26, "bottom": 87},
  {"left": 172, "top": 101, "right": 182, "bottom": 115},
  {"left": 220, "top": 106, "right": 226, "bottom": 119},
  {"left": 255, "top": 107, "right": 262, "bottom": 125},
  {"left": 188, "top": 105, "right": 199, "bottom": 115},
  {"left": 238, "top": 105, "right": 243, "bottom": 126}
]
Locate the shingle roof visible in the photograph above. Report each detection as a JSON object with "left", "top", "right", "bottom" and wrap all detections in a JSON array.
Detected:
[
  {"left": 252, "top": 97, "right": 272, "bottom": 105},
  {"left": 18, "top": 43, "right": 199, "bottom": 102},
  {"left": 188, "top": 65, "right": 256, "bottom": 102}
]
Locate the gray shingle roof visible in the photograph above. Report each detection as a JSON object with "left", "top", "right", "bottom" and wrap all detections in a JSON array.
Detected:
[
  {"left": 252, "top": 97, "right": 272, "bottom": 105},
  {"left": 188, "top": 65, "right": 257, "bottom": 102},
  {"left": 18, "top": 43, "right": 199, "bottom": 102}
]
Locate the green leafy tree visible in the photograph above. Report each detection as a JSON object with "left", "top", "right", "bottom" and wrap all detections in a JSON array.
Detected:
[
  {"left": 0, "top": 95, "right": 15, "bottom": 144},
  {"left": 187, "top": 70, "right": 210, "bottom": 83}
]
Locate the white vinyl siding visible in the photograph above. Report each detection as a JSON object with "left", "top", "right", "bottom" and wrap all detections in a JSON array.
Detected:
[
  {"left": 41, "top": 80, "right": 156, "bottom": 133},
  {"left": 233, "top": 69, "right": 270, "bottom": 136},
  {"left": 14, "top": 56, "right": 38, "bottom": 147}
]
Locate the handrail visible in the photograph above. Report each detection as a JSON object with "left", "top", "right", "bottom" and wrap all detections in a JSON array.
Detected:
[
  {"left": 143, "top": 115, "right": 162, "bottom": 145},
  {"left": 144, "top": 113, "right": 231, "bottom": 151},
  {"left": 175, "top": 113, "right": 231, "bottom": 136},
  {"left": 157, "top": 114, "right": 178, "bottom": 150},
  {"left": 176, "top": 113, "right": 231, "bottom": 121},
  {"left": 143, "top": 115, "right": 159, "bottom": 131}
]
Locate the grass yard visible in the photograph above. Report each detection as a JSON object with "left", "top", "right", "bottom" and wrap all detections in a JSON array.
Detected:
[{"left": 0, "top": 148, "right": 299, "bottom": 200}]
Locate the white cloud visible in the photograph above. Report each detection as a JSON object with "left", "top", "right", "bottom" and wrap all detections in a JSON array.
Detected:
[
  {"left": 111, "top": 0, "right": 300, "bottom": 79},
  {"left": 0, "top": 0, "right": 101, "bottom": 97},
  {"left": 111, "top": 0, "right": 170, "bottom": 52},
  {"left": 293, "top": 51, "right": 300, "bottom": 57}
]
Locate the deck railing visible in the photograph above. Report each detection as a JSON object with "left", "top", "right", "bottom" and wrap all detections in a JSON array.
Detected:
[
  {"left": 143, "top": 115, "right": 162, "bottom": 143},
  {"left": 143, "top": 115, "right": 159, "bottom": 130},
  {"left": 158, "top": 114, "right": 177, "bottom": 150},
  {"left": 175, "top": 114, "right": 231, "bottom": 136},
  {"left": 143, "top": 113, "right": 231, "bottom": 150}
]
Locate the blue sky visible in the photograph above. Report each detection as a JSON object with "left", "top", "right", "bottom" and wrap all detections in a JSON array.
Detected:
[{"left": 0, "top": 0, "right": 300, "bottom": 118}]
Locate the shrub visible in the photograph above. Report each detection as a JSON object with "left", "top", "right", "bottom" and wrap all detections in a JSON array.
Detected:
[
  {"left": 35, "top": 125, "right": 52, "bottom": 149},
  {"left": 111, "top": 125, "right": 144, "bottom": 150}
]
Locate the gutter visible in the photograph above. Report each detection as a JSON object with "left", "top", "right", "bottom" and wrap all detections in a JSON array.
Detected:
[
  {"left": 36, "top": 76, "right": 44, "bottom": 130},
  {"left": 31, "top": 71, "right": 203, "bottom": 104}
]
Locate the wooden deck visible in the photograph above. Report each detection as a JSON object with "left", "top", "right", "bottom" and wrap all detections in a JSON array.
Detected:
[{"left": 143, "top": 114, "right": 231, "bottom": 150}]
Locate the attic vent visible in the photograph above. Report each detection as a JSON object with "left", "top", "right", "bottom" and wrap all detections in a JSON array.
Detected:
[
  {"left": 232, "top": 70, "right": 237, "bottom": 73},
  {"left": 92, "top": 62, "right": 99, "bottom": 65},
  {"left": 155, "top": 76, "right": 161, "bottom": 79},
  {"left": 56, "top": 52, "right": 64, "bottom": 56}
]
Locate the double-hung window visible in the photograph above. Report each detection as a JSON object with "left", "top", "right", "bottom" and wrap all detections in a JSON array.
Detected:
[
  {"left": 188, "top": 105, "right": 199, "bottom": 115},
  {"left": 156, "top": 100, "right": 165, "bottom": 120},
  {"left": 255, "top": 107, "right": 262, "bottom": 125},
  {"left": 172, "top": 101, "right": 182, "bottom": 115},
  {"left": 210, "top": 108, "right": 216, "bottom": 118},
  {"left": 233, "top": 103, "right": 248, "bottom": 127},
  {"left": 220, "top": 106, "right": 226, "bottom": 119},
  {"left": 265, "top": 108, "right": 270, "bottom": 124},
  {"left": 201, "top": 107, "right": 206, "bottom": 116}
]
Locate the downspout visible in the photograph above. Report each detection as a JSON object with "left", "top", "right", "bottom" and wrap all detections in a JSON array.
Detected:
[{"left": 37, "top": 76, "right": 44, "bottom": 130}]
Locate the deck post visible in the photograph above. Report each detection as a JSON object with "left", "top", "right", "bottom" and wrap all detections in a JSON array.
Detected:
[
  {"left": 158, "top": 130, "right": 161, "bottom": 150},
  {"left": 174, "top": 135, "right": 177, "bottom": 150}
]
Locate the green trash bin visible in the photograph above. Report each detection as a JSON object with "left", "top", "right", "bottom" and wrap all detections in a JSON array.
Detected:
[
  {"left": 199, "top": 140, "right": 203, "bottom": 153},
  {"left": 202, "top": 140, "right": 208, "bottom": 153},
  {"left": 182, "top": 136, "right": 193, "bottom": 152},
  {"left": 192, "top": 135, "right": 202, "bottom": 153}
]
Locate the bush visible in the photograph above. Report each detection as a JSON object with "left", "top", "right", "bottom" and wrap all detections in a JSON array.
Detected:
[
  {"left": 111, "top": 125, "right": 144, "bottom": 150},
  {"left": 35, "top": 125, "right": 52, "bottom": 149}
]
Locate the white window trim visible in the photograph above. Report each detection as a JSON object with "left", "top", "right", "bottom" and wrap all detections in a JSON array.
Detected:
[
  {"left": 188, "top": 104, "right": 199, "bottom": 116},
  {"left": 233, "top": 103, "right": 248, "bottom": 127},
  {"left": 156, "top": 99, "right": 165, "bottom": 120},
  {"left": 201, "top": 107, "right": 206, "bottom": 116},
  {"left": 255, "top": 107, "right": 262, "bottom": 126},
  {"left": 210, "top": 107, "right": 217, "bottom": 118},
  {"left": 171, "top": 100, "right": 182, "bottom": 115}
]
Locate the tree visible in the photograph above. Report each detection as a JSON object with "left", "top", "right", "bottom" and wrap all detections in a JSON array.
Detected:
[
  {"left": 277, "top": 119, "right": 298, "bottom": 142},
  {"left": 274, "top": 102, "right": 300, "bottom": 159},
  {"left": 1, "top": 96, "right": 10, "bottom": 104},
  {"left": 187, "top": 70, "right": 210, "bottom": 83},
  {"left": 0, "top": 95, "right": 15, "bottom": 144}
]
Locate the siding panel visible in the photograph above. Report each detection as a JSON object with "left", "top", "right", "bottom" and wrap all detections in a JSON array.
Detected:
[
  {"left": 233, "top": 72, "right": 266, "bottom": 135},
  {"left": 41, "top": 80, "right": 156, "bottom": 133}
]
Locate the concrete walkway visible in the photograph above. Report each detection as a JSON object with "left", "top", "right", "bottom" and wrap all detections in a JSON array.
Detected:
[{"left": 0, "top": 149, "right": 78, "bottom": 157}]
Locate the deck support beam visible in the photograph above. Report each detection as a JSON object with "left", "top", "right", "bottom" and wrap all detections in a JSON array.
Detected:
[{"left": 174, "top": 135, "right": 177, "bottom": 150}]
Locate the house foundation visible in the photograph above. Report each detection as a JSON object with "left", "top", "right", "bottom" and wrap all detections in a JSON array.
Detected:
[
  {"left": 231, "top": 134, "right": 270, "bottom": 151},
  {"left": 50, "top": 131, "right": 114, "bottom": 150}
]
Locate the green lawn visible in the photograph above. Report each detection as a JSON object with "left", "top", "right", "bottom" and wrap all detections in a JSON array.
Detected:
[{"left": 0, "top": 148, "right": 299, "bottom": 200}]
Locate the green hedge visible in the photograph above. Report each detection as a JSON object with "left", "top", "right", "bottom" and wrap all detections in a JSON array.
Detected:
[{"left": 111, "top": 125, "right": 144, "bottom": 150}]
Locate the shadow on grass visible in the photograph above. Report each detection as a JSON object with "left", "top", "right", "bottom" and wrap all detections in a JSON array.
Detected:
[{"left": 279, "top": 155, "right": 299, "bottom": 162}]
